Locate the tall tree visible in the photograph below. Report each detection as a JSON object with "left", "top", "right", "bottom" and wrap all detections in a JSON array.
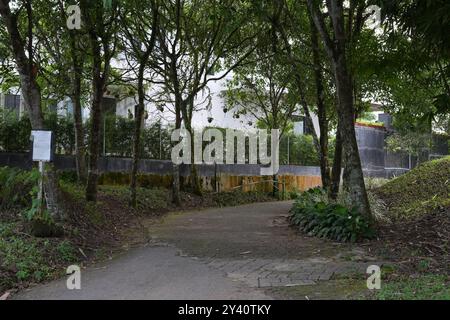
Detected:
[
  {"left": 307, "top": 0, "right": 371, "bottom": 218},
  {"left": 0, "top": 0, "right": 63, "bottom": 227},
  {"left": 223, "top": 41, "right": 298, "bottom": 196},
  {"left": 153, "top": 0, "right": 258, "bottom": 197},
  {"left": 80, "top": 0, "right": 119, "bottom": 202},
  {"left": 265, "top": 0, "right": 339, "bottom": 193},
  {"left": 32, "top": 0, "right": 89, "bottom": 183},
  {"left": 119, "top": 0, "right": 159, "bottom": 207}
]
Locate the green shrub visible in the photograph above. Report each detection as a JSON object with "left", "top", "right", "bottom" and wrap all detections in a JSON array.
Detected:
[
  {"left": 290, "top": 188, "right": 374, "bottom": 242},
  {"left": 0, "top": 110, "right": 32, "bottom": 152},
  {"left": 280, "top": 134, "right": 320, "bottom": 166},
  {"left": 103, "top": 116, "right": 172, "bottom": 159},
  {"left": 0, "top": 222, "right": 78, "bottom": 288},
  {"left": 58, "top": 170, "right": 79, "bottom": 184},
  {"left": 57, "top": 240, "right": 77, "bottom": 262},
  {"left": 288, "top": 188, "right": 301, "bottom": 200},
  {"left": 0, "top": 110, "right": 76, "bottom": 154},
  {"left": 0, "top": 167, "right": 40, "bottom": 209},
  {"left": 0, "top": 231, "right": 51, "bottom": 283}
]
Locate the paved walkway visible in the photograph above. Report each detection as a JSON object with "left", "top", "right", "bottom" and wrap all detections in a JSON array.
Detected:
[{"left": 15, "top": 201, "right": 381, "bottom": 300}]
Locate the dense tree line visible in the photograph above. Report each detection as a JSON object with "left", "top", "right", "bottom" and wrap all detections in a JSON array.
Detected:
[{"left": 0, "top": 0, "right": 448, "bottom": 232}]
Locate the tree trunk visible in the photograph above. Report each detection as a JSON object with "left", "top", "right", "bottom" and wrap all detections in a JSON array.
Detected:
[
  {"left": 308, "top": 0, "right": 371, "bottom": 219},
  {"left": 82, "top": 0, "right": 112, "bottom": 202},
  {"left": 85, "top": 48, "right": 105, "bottom": 202},
  {"left": 0, "top": 0, "right": 63, "bottom": 225},
  {"left": 310, "top": 17, "right": 331, "bottom": 190},
  {"left": 130, "top": 63, "right": 147, "bottom": 208},
  {"left": 171, "top": 99, "right": 182, "bottom": 205},
  {"left": 300, "top": 97, "right": 321, "bottom": 161},
  {"left": 330, "top": 121, "right": 343, "bottom": 200},
  {"left": 185, "top": 123, "right": 202, "bottom": 196},
  {"left": 294, "top": 76, "right": 323, "bottom": 172},
  {"left": 272, "top": 174, "right": 279, "bottom": 198},
  {"left": 128, "top": 3, "right": 158, "bottom": 207},
  {"left": 72, "top": 82, "right": 86, "bottom": 183},
  {"left": 85, "top": 79, "right": 103, "bottom": 202},
  {"left": 333, "top": 60, "right": 370, "bottom": 218},
  {"left": 69, "top": 30, "right": 86, "bottom": 183}
]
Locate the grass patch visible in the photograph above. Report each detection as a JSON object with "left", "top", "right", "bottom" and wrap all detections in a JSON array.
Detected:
[
  {"left": 375, "top": 274, "right": 450, "bottom": 300},
  {"left": 268, "top": 278, "right": 369, "bottom": 300},
  {"left": 99, "top": 185, "right": 171, "bottom": 212},
  {"left": 375, "top": 156, "right": 450, "bottom": 219}
]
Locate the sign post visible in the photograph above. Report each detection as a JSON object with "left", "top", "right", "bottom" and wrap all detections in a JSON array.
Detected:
[{"left": 30, "top": 130, "right": 54, "bottom": 211}]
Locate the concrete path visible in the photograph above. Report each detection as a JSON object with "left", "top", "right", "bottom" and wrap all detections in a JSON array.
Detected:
[{"left": 15, "top": 201, "right": 380, "bottom": 300}]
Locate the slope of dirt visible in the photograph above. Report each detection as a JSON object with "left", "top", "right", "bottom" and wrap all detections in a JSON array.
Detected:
[
  {"left": 369, "top": 156, "right": 450, "bottom": 274},
  {"left": 374, "top": 156, "right": 450, "bottom": 219},
  {"left": 367, "top": 206, "right": 449, "bottom": 274}
]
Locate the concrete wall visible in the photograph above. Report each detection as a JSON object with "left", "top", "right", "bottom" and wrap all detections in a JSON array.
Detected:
[{"left": 0, "top": 153, "right": 322, "bottom": 193}]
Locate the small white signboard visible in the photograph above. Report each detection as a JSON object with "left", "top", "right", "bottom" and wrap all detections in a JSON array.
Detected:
[{"left": 31, "top": 130, "right": 53, "bottom": 162}]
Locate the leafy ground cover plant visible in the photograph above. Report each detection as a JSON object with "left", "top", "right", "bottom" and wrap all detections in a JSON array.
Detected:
[{"left": 290, "top": 188, "right": 374, "bottom": 242}]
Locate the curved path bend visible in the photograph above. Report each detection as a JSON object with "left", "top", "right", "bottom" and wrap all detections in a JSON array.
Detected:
[{"left": 16, "top": 201, "right": 380, "bottom": 300}]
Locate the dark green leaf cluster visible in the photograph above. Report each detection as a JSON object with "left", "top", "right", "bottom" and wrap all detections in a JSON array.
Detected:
[{"left": 290, "top": 188, "right": 374, "bottom": 242}]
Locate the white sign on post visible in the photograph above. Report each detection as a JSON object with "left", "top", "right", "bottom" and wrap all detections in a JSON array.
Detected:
[{"left": 31, "top": 130, "right": 53, "bottom": 162}]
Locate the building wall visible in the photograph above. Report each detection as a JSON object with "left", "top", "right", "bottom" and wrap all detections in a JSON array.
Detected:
[{"left": 355, "top": 124, "right": 386, "bottom": 177}]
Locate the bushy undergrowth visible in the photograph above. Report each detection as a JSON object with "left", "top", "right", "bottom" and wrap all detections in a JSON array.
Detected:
[
  {"left": 290, "top": 188, "right": 374, "bottom": 242},
  {"left": 0, "top": 222, "right": 77, "bottom": 291},
  {"left": 0, "top": 167, "right": 39, "bottom": 210},
  {"left": 99, "top": 185, "right": 171, "bottom": 212}
]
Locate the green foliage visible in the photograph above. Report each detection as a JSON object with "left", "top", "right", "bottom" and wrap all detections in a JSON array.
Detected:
[
  {"left": 375, "top": 274, "right": 450, "bottom": 300},
  {"left": 381, "top": 0, "right": 450, "bottom": 57},
  {"left": 0, "top": 110, "right": 32, "bottom": 152},
  {"left": 386, "top": 131, "right": 432, "bottom": 157},
  {"left": 44, "top": 112, "right": 76, "bottom": 155},
  {"left": 290, "top": 188, "right": 374, "bottom": 242},
  {"left": 354, "top": 18, "right": 449, "bottom": 135},
  {"left": 0, "top": 222, "right": 78, "bottom": 288},
  {"left": 288, "top": 187, "right": 301, "bottom": 200},
  {"left": 0, "top": 108, "right": 174, "bottom": 160},
  {"left": 355, "top": 119, "right": 385, "bottom": 128},
  {"left": 0, "top": 167, "right": 40, "bottom": 210},
  {"left": 280, "top": 134, "right": 321, "bottom": 166},
  {"left": 0, "top": 110, "right": 76, "bottom": 154},
  {"left": 99, "top": 185, "right": 171, "bottom": 212},
  {"left": 56, "top": 240, "right": 77, "bottom": 262},
  {"left": 141, "top": 121, "right": 172, "bottom": 160},
  {"left": 0, "top": 224, "right": 51, "bottom": 283},
  {"left": 0, "top": 166, "right": 55, "bottom": 225},
  {"left": 58, "top": 170, "right": 79, "bottom": 184},
  {"left": 104, "top": 114, "right": 134, "bottom": 156},
  {"left": 103, "top": 116, "right": 172, "bottom": 159}
]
